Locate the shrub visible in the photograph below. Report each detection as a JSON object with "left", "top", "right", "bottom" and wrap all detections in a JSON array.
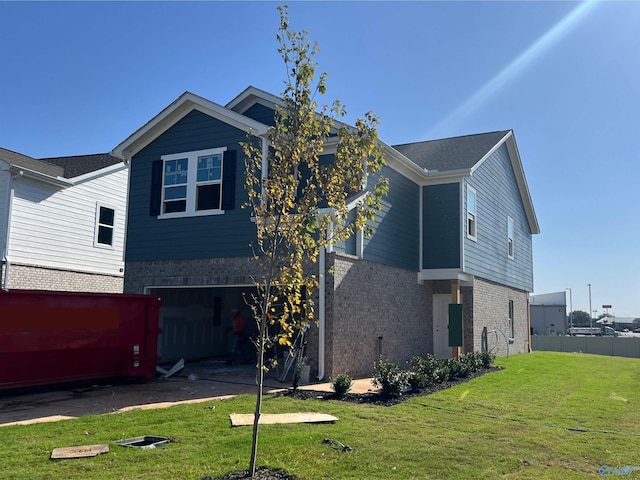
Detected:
[
  {"left": 432, "top": 363, "right": 450, "bottom": 384},
  {"left": 373, "top": 356, "right": 409, "bottom": 398},
  {"left": 292, "top": 356, "right": 307, "bottom": 391},
  {"left": 330, "top": 373, "right": 353, "bottom": 398},
  {"left": 407, "top": 371, "right": 430, "bottom": 392},
  {"left": 479, "top": 351, "right": 496, "bottom": 369},
  {"left": 407, "top": 355, "right": 436, "bottom": 391}
]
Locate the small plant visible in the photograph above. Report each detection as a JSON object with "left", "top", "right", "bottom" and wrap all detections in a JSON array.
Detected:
[
  {"left": 407, "top": 371, "right": 429, "bottom": 392},
  {"left": 330, "top": 373, "right": 353, "bottom": 398},
  {"left": 292, "top": 356, "right": 307, "bottom": 391},
  {"left": 407, "top": 355, "right": 435, "bottom": 391},
  {"left": 479, "top": 351, "right": 496, "bottom": 369},
  {"left": 432, "top": 363, "right": 450, "bottom": 384},
  {"left": 373, "top": 356, "right": 409, "bottom": 398}
]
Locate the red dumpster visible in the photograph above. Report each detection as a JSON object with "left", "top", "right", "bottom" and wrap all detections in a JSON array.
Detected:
[{"left": 0, "top": 289, "right": 161, "bottom": 390}]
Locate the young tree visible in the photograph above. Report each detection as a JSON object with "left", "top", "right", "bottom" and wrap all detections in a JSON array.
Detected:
[{"left": 241, "top": 6, "right": 388, "bottom": 476}]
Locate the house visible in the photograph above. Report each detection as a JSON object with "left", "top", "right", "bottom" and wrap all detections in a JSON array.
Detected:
[
  {"left": 111, "top": 87, "right": 539, "bottom": 378},
  {"left": 0, "top": 147, "right": 127, "bottom": 293}
]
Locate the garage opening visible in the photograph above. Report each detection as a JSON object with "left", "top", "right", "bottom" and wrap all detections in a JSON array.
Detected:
[{"left": 148, "top": 286, "right": 257, "bottom": 364}]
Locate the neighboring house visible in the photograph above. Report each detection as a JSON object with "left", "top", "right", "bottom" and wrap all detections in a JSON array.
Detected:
[
  {"left": 0, "top": 147, "right": 127, "bottom": 293},
  {"left": 112, "top": 87, "right": 540, "bottom": 378},
  {"left": 530, "top": 291, "right": 567, "bottom": 336}
]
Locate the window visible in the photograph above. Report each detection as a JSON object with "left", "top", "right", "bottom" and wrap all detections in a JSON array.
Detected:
[
  {"left": 466, "top": 185, "right": 477, "bottom": 240},
  {"left": 508, "top": 300, "right": 515, "bottom": 339},
  {"left": 507, "top": 216, "right": 514, "bottom": 259},
  {"left": 94, "top": 204, "right": 115, "bottom": 248},
  {"left": 160, "top": 147, "right": 226, "bottom": 218}
]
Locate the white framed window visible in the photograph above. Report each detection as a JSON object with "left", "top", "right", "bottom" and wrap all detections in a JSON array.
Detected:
[
  {"left": 160, "top": 147, "right": 227, "bottom": 218},
  {"left": 466, "top": 185, "right": 477, "bottom": 241},
  {"left": 507, "top": 216, "right": 514, "bottom": 259},
  {"left": 94, "top": 203, "right": 115, "bottom": 248}
]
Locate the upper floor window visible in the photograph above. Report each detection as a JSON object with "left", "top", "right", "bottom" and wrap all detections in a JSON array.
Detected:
[
  {"left": 507, "top": 216, "right": 514, "bottom": 259},
  {"left": 94, "top": 203, "right": 115, "bottom": 248},
  {"left": 466, "top": 185, "right": 477, "bottom": 241},
  {"left": 160, "top": 147, "right": 226, "bottom": 218}
]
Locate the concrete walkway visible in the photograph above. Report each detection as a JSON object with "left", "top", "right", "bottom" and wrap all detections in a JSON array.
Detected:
[{"left": 0, "top": 360, "right": 378, "bottom": 427}]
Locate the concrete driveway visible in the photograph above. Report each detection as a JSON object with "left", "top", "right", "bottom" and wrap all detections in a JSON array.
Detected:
[{"left": 0, "top": 360, "right": 377, "bottom": 427}]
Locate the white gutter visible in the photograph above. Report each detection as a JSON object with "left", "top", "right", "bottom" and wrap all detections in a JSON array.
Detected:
[
  {"left": 2, "top": 170, "right": 23, "bottom": 290},
  {"left": 317, "top": 244, "right": 326, "bottom": 381}
]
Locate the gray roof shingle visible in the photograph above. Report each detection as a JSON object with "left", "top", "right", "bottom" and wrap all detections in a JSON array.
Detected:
[
  {"left": 393, "top": 130, "right": 510, "bottom": 171},
  {"left": 0, "top": 147, "right": 122, "bottom": 179},
  {"left": 0, "top": 147, "right": 64, "bottom": 177},
  {"left": 41, "top": 153, "right": 123, "bottom": 178}
]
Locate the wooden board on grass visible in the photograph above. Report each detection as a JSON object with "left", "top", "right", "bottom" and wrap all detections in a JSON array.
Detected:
[
  {"left": 51, "top": 444, "right": 109, "bottom": 459},
  {"left": 230, "top": 412, "right": 338, "bottom": 427}
]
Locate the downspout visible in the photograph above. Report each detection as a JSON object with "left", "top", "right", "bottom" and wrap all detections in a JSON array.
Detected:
[
  {"left": 2, "top": 170, "right": 23, "bottom": 291},
  {"left": 317, "top": 244, "right": 326, "bottom": 381}
]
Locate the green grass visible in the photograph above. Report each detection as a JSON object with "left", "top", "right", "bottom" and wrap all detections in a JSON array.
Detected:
[{"left": 2, "top": 352, "right": 640, "bottom": 479}]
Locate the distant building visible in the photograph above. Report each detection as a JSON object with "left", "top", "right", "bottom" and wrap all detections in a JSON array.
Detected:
[{"left": 530, "top": 292, "right": 567, "bottom": 336}]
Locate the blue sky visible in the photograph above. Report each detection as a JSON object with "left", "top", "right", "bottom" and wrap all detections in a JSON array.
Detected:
[{"left": 1, "top": 1, "right": 638, "bottom": 317}]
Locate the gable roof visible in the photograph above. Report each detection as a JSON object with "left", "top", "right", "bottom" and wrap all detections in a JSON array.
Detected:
[
  {"left": 393, "top": 130, "right": 511, "bottom": 172},
  {"left": 111, "top": 91, "right": 270, "bottom": 162}
]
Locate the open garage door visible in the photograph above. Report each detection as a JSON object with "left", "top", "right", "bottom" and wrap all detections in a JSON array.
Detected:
[{"left": 148, "top": 286, "right": 256, "bottom": 364}]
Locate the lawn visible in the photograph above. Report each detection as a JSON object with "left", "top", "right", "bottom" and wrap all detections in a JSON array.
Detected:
[{"left": 2, "top": 352, "right": 640, "bottom": 479}]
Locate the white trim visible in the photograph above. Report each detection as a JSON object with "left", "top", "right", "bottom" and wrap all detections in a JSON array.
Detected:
[
  {"left": 93, "top": 202, "right": 117, "bottom": 249},
  {"left": 70, "top": 162, "right": 126, "bottom": 184},
  {"left": 466, "top": 184, "right": 477, "bottom": 241},
  {"left": 158, "top": 146, "right": 227, "bottom": 219},
  {"left": 470, "top": 131, "right": 511, "bottom": 175},
  {"left": 418, "top": 269, "right": 473, "bottom": 282},
  {"left": 111, "top": 91, "right": 268, "bottom": 162},
  {"left": 507, "top": 215, "right": 515, "bottom": 260}
]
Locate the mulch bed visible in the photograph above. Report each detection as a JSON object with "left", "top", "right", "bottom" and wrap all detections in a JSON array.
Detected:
[{"left": 204, "top": 367, "right": 499, "bottom": 479}]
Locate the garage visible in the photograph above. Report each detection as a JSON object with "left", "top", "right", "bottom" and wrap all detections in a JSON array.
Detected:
[{"left": 148, "top": 286, "right": 257, "bottom": 363}]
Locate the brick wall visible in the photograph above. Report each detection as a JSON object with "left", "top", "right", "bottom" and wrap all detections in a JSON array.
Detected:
[
  {"left": 470, "top": 277, "right": 529, "bottom": 356},
  {"left": 310, "top": 253, "right": 431, "bottom": 378},
  {"left": 124, "top": 257, "right": 262, "bottom": 293},
  {"left": 3, "top": 263, "right": 123, "bottom": 293}
]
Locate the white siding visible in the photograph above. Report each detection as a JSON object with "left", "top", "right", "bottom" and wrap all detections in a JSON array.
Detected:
[{"left": 8, "top": 167, "right": 128, "bottom": 276}]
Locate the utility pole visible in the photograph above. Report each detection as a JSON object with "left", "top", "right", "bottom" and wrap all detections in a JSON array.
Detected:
[
  {"left": 588, "top": 283, "right": 593, "bottom": 331},
  {"left": 565, "top": 288, "right": 573, "bottom": 332}
]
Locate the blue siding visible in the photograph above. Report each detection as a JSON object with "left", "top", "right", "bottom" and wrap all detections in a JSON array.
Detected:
[
  {"left": 422, "top": 183, "right": 461, "bottom": 269},
  {"left": 463, "top": 143, "right": 534, "bottom": 292},
  {"left": 126, "top": 110, "right": 258, "bottom": 261},
  {"left": 362, "top": 166, "right": 420, "bottom": 271},
  {"left": 242, "top": 103, "right": 276, "bottom": 126}
]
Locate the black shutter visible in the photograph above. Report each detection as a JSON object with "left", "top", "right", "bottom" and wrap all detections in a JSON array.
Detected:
[
  {"left": 221, "top": 150, "right": 236, "bottom": 210},
  {"left": 150, "top": 160, "right": 163, "bottom": 216}
]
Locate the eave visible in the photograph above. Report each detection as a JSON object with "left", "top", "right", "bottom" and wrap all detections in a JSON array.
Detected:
[{"left": 111, "top": 91, "right": 270, "bottom": 163}]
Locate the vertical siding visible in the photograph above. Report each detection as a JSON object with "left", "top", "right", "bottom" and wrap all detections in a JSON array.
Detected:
[
  {"left": 422, "top": 183, "right": 461, "bottom": 269},
  {"left": 363, "top": 166, "right": 420, "bottom": 271},
  {"left": 126, "top": 109, "right": 258, "bottom": 261},
  {"left": 463, "top": 143, "right": 534, "bottom": 292},
  {"left": 8, "top": 167, "right": 127, "bottom": 276}
]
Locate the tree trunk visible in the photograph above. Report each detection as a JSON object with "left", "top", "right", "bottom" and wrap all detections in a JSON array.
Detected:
[{"left": 249, "top": 314, "right": 267, "bottom": 477}]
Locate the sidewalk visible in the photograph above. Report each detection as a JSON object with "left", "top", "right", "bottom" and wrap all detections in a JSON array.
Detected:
[{"left": 0, "top": 360, "right": 378, "bottom": 427}]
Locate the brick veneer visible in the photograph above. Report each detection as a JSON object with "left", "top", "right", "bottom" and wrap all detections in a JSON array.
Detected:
[
  {"left": 123, "top": 255, "right": 530, "bottom": 379},
  {"left": 2, "top": 263, "right": 123, "bottom": 293}
]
